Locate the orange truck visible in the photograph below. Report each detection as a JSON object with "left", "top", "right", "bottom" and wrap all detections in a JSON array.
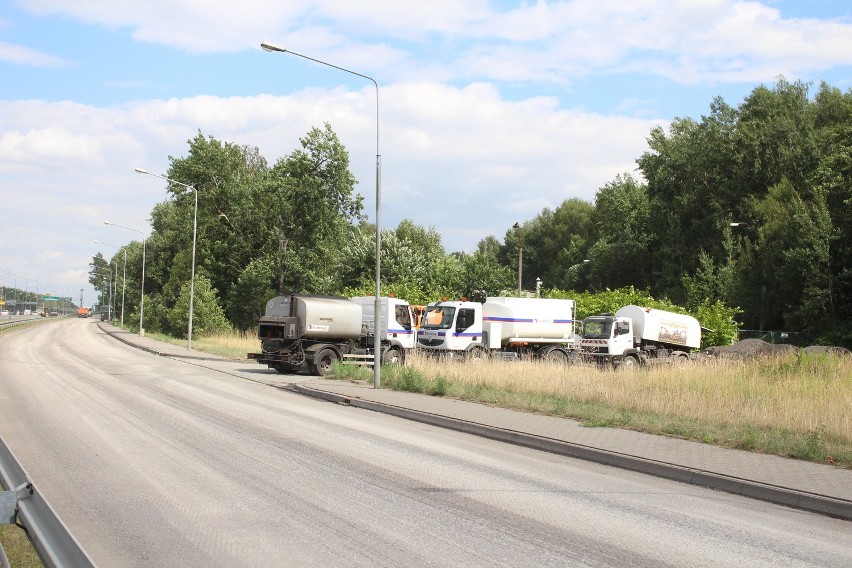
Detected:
[{"left": 77, "top": 307, "right": 89, "bottom": 318}]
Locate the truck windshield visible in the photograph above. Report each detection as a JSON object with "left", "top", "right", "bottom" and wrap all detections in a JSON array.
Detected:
[
  {"left": 582, "top": 318, "right": 613, "bottom": 339},
  {"left": 421, "top": 306, "right": 456, "bottom": 330}
]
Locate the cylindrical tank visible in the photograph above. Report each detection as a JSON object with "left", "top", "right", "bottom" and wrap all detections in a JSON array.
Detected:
[
  {"left": 293, "top": 295, "right": 363, "bottom": 339},
  {"left": 615, "top": 305, "right": 701, "bottom": 349},
  {"left": 483, "top": 297, "right": 576, "bottom": 341}
]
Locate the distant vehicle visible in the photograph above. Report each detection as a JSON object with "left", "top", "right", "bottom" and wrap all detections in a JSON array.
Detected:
[
  {"left": 77, "top": 307, "right": 89, "bottom": 318},
  {"left": 0, "top": 310, "right": 8, "bottom": 316},
  {"left": 49, "top": 311, "right": 59, "bottom": 317}
]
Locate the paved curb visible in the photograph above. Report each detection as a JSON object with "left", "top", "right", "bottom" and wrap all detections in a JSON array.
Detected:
[{"left": 292, "top": 383, "right": 852, "bottom": 521}]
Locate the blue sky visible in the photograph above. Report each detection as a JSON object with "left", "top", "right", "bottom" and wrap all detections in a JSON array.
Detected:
[{"left": 2, "top": 0, "right": 851, "bottom": 307}]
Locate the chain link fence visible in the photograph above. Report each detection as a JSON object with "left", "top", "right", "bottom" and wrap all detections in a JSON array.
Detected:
[{"left": 738, "top": 329, "right": 812, "bottom": 347}]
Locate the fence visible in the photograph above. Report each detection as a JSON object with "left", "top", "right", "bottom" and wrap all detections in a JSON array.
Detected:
[{"left": 738, "top": 329, "right": 812, "bottom": 347}]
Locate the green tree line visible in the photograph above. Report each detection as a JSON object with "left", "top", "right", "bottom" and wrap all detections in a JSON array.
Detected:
[{"left": 90, "top": 78, "right": 852, "bottom": 348}]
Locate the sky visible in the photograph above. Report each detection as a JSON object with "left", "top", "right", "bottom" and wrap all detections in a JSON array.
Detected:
[{"left": 2, "top": 0, "right": 852, "bottom": 309}]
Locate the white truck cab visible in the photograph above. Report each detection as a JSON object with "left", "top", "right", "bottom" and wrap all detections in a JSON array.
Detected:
[{"left": 417, "top": 301, "right": 483, "bottom": 354}]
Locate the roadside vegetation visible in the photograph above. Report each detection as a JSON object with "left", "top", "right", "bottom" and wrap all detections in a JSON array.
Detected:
[
  {"left": 0, "top": 514, "right": 42, "bottom": 567},
  {"left": 343, "top": 351, "right": 852, "bottom": 468}
]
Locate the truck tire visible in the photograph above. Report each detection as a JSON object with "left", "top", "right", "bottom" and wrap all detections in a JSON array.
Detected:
[
  {"left": 382, "top": 347, "right": 404, "bottom": 365},
  {"left": 312, "top": 348, "right": 338, "bottom": 376},
  {"left": 542, "top": 348, "right": 567, "bottom": 364},
  {"left": 465, "top": 345, "right": 489, "bottom": 362},
  {"left": 620, "top": 354, "right": 640, "bottom": 369}
]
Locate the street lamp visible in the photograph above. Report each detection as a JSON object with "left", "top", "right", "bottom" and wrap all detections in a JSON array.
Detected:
[
  {"left": 94, "top": 240, "right": 127, "bottom": 326},
  {"left": 135, "top": 168, "right": 198, "bottom": 350},
  {"left": 105, "top": 221, "right": 147, "bottom": 336},
  {"left": 261, "top": 40, "right": 383, "bottom": 389},
  {"left": 513, "top": 222, "right": 523, "bottom": 297}
]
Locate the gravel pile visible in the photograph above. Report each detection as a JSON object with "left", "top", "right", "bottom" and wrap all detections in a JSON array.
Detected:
[{"left": 704, "top": 338, "right": 849, "bottom": 360}]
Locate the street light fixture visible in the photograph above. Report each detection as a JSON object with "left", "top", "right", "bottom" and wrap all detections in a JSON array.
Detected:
[
  {"left": 94, "top": 240, "right": 127, "bottom": 326},
  {"left": 134, "top": 167, "right": 198, "bottom": 350},
  {"left": 105, "top": 220, "right": 147, "bottom": 336},
  {"left": 261, "top": 40, "right": 383, "bottom": 389}
]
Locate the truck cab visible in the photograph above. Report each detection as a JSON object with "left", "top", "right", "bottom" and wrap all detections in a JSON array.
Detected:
[
  {"left": 351, "top": 296, "right": 416, "bottom": 352},
  {"left": 417, "top": 301, "right": 483, "bottom": 355},
  {"left": 581, "top": 315, "right": 635, "bottom": 356}
]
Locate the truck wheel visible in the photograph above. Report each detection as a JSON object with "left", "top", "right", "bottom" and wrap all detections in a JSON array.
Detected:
[
  {"left": 382, "top": 347, "right": 403, "bottom": 366},
  {"left": 542, "top": 349, "right": 567, "bottom": 364},
  {"left": 465, "top": 345, "right": 489, "bottom": 362},
  {"left": 620, "top": 354, "right": 640, "bottom": 369},
  {"left": 312, "top": 348, "right": 338, "bottom": 376}
]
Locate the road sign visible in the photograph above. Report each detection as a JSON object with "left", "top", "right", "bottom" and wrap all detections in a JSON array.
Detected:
[{"left": 43, "top": 296, "right": 60, "bottom": 301}]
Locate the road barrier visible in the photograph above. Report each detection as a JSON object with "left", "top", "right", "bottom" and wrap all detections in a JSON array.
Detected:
[{"left": 0, "top": 435, "right": 96, "bottom": 567}]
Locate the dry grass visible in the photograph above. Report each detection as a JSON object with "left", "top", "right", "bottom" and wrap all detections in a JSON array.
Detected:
[
  {"left": 143, "top": 330, "right": 258, "bottom": 360},
  {"left": 387, "top": 351, "right": 852, "bottom": 467}
]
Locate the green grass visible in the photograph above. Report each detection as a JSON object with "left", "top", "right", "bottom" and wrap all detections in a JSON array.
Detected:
[{"left": 0, "top": 502, "right": 42, "bottom": 568}]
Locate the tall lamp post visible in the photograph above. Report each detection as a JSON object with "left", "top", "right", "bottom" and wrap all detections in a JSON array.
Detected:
[
  {"left": 513, "top": 222, "right": 523, "bottom": 297},
  {"left": 261, "top": 40, "right": 383, "bottom": 389},
  {"left": 95, "top": 240, "right": 127, "bottom": 326},
  {"left": 105, "top": 221, "right": 147, "bottom": 336},
  {"left": 135, "top": 168, "right": 198, "bottom": 350}
]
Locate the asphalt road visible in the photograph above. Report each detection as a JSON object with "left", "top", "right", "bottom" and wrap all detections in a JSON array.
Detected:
[{"left": 1, "top": 318, "right": 849, "bottom": 567}]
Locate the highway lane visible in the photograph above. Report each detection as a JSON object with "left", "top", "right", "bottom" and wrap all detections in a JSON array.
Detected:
[{"left": 1, "top": 318, "right": 849, "bottom": 567}]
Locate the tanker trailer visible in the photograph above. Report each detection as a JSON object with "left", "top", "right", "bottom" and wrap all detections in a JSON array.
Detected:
[
  {"left": 248, "top": 294, "right": 363, "bottom": 376},
  {"left": 581, "top": 305, "right": 702, "bottom": 367}
]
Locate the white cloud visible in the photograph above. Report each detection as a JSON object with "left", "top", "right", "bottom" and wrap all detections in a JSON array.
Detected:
[
  {"left": 14, "top": 1, "right": 852, "bottom": 83},
  {"left": 0, "top": 41, "right": 71, "bottom": 67}
]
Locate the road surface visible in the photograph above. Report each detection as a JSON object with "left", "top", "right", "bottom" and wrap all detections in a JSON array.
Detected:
[{"left": 1, "top": 318, "right": 849, "bottom": 567}]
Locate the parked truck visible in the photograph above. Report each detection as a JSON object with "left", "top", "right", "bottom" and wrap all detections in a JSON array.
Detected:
[
  {"left": 580, "top": 305, "right": 702, "bottom": 367},
  {"left": 248, "top": 294, "right": 415, "bottom": 376},
  {"left": 417, "top": 297, "right": 579, "bottom": 362}
]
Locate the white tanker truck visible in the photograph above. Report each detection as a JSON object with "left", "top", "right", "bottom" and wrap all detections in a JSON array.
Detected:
[
  {"left": 580, "top": 305, "right": 702, "bottom": 367},
  {"left": 417, "top": 297, "right": 580, "bottom": 362},
  {"left": 248, "top": 294, "right": 415, "bottom": 375}
]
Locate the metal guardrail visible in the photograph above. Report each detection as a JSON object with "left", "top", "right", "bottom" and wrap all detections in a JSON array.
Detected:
[
  {"left": 0, "top": 435, "right": 96, "bottom": 567},
  {"left": 0, "top": 319, "right": 34, "bottom": 331}
]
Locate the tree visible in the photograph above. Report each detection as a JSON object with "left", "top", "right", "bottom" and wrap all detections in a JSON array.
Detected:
[
  {"left": 586, "top": 174, "right": 651, "bottom": 292},
  {"left": 167, "top": 273, "right": 231, "bottom": 338},
  {"left": 507, "top": 199, "right": 594, "bottom": 292},
  {"left": 638, "top": 97, "right": 740, "bottom": 300},
  {"left": 88, "top": 252, "right": 111, "bottom": 309},
  {"left": 735, "top": 179, "right": 834, "bottom": 332},
  {"left": 268, "top": 123, "right": 364, "bottom": 293}
]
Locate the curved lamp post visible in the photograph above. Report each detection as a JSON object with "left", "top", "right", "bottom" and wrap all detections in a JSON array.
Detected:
[
  {"left": 94, "top": 240, "right": 127, "bottom": 326},
  {"left": 105, "top": 221, "right": 147, "bottom": 335},
  {"left": 261, "top": 41, "right": 383, "bottom": 389},
  {"left": 134, "top": 168, "right": 198, "bottom": 350}
]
